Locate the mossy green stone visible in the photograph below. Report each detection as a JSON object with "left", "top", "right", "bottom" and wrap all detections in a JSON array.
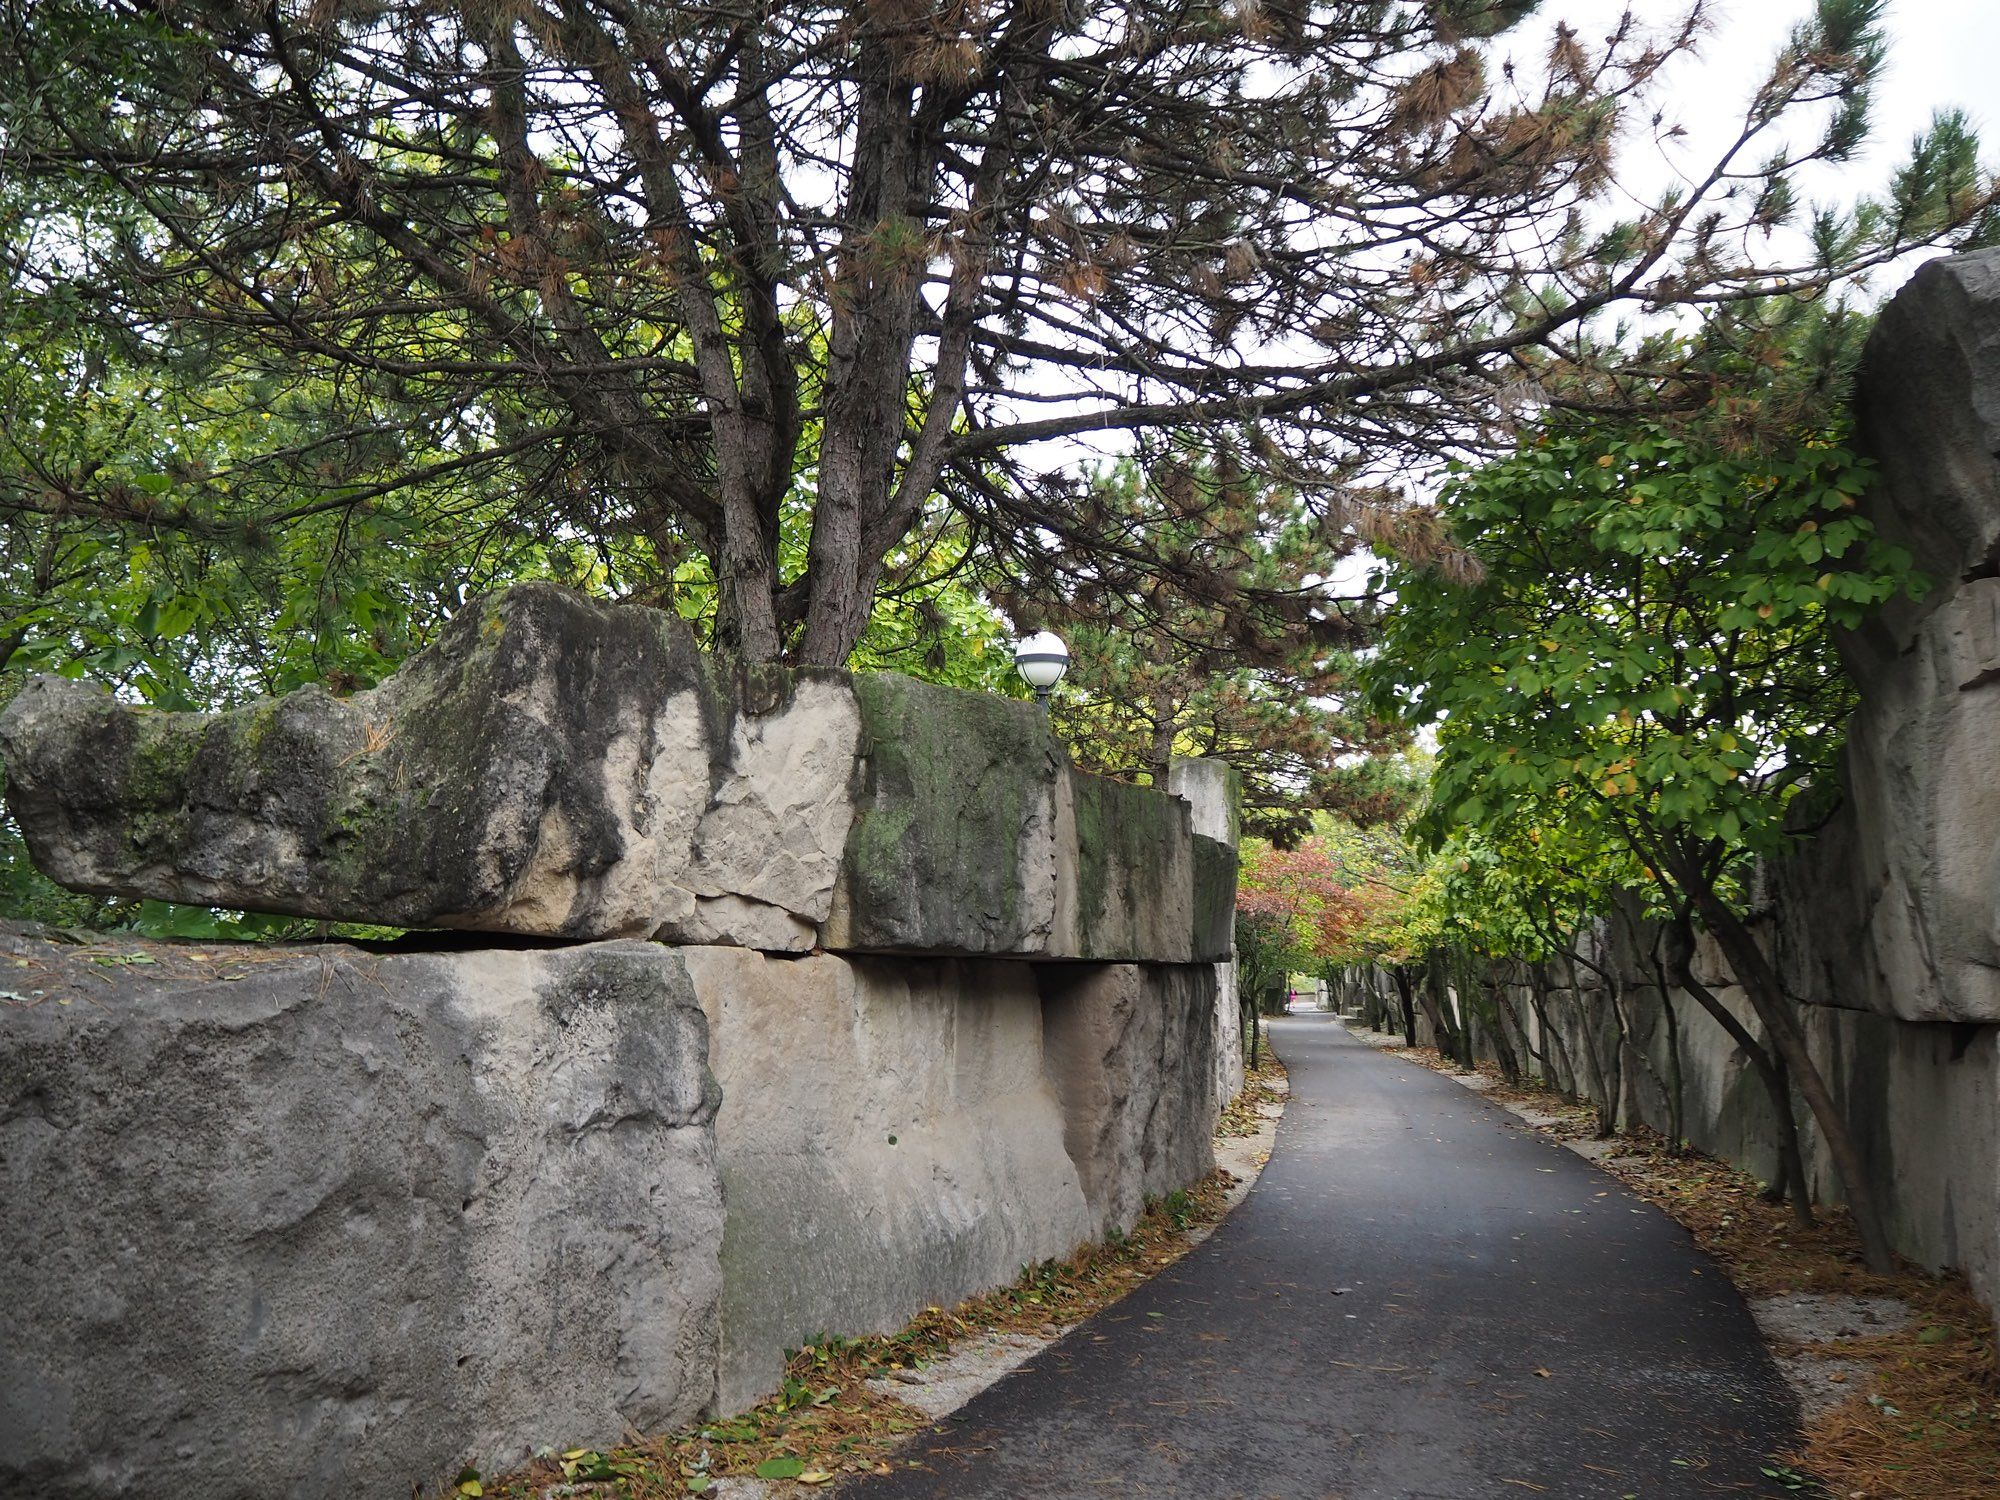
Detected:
[
  {"left": 1066, "top": 771, "right": 1188, "bottom": 955},
  {"left": 838, "top": 672, "right": 1059, "bottom": 952},
  {"left": 1191, "top": 834, "right": 1238, "bottom": 962}
]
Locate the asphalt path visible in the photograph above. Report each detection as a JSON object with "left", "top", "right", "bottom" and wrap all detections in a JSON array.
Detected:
[{"left": 845, "top": 1013, "right": 1798, "bottom": 1499}]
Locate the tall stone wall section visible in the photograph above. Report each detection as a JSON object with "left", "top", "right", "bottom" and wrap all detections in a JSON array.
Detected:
[
  {"left": 0, "top": 589, "right": 1238, "bottom": 1498},
  {"left": 1168, "top": 757, "right": 1245, "bottom": 1111}
]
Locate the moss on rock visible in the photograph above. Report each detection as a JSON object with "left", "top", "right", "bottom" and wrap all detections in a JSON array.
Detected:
[{"left": 833, "top": 672, "right": 1061, "bottom": 953}]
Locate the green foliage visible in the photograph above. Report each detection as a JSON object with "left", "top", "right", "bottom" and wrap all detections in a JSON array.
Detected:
[
  {"left": 998, "top": 453, "right": 1407, "bottom": 840},
  {"left": 1426, "top": 814, "right": 1651, "bottom": 966},
  {"left": 1373, "top": 418, "right": 1923, "bottom": 918},
  {"left": 6, "top": 0, "right": 1989, "bottom": 675},
  {"left": 0, "top": 817, "right": 113, "bottom": 932}
]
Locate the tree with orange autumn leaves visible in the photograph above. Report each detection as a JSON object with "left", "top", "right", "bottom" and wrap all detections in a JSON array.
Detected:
[{"left": 1235, "top": 819, "right": 1419, "bottom": 1016}]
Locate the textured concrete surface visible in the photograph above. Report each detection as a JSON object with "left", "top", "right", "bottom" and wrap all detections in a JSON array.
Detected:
[
  {"left": 848, "top": 1017, "right": 1798, "bottom": 1500},
  {"left": 0, "top": 934, "right": 723, "bottom": 1500}
]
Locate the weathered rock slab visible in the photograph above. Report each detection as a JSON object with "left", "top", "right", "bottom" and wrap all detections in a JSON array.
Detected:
[
  {"left": 1168, "top": 759, "right": 1245, "bottom": 1105},
  {"left": 0, "top": 585, "right": 862, "bottom": 948},
  {"left": 821, "top": 672, "right": 1065, "bottom": 957},
  {"left": 1778, "top": 247, "right": 2000, "bottom": 1022},
  {"left": 682, "top": 946, "right": 1097, "bottom": 1411},
  {"left": 2, "top": 585, "right": 1234, "bottom": 965},
  {"left": 1039, "top": 963, "right": 1222, "bottom": 1236},
  {"left": 0, "top": 934, "right": 723, "bottom": 1500}
]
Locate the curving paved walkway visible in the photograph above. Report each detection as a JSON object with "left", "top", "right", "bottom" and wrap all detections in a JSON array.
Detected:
[{"left": 845, "top": 1014, "right": 1797, "bottom": 1499}]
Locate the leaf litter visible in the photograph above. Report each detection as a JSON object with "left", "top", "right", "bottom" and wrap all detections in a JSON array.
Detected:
[{"left": 469, "top": 1052, "right": 1289, "bottom": 1497}]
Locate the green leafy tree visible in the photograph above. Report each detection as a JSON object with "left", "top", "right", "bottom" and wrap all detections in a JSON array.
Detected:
[
  {"left": 1304, "top": 811, "right": 1447, "bottom": 1048},
  {"left": 1235, "top": 836, "right": 1366, "bottom": 1064},
  {"left": 1424, "top": 820, "right": 1658, "bottom": 1132},
  {"left": 1375, "top": 417, "right": 1921, "bottom": 1270}
]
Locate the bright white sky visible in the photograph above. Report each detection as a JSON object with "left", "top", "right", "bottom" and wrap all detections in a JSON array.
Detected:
[{"left": 1527, "top": 0, "right": 2000, "bottom": 298}]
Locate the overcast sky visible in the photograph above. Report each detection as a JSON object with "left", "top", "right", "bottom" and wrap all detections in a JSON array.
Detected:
[{"left": 1524, "top": 1, "right": 2000, "bottom": 299}]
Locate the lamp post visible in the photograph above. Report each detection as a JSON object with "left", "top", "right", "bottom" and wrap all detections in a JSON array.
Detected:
[{"left": 1013, "top": 630, "right": 1070, "bottom": 711}]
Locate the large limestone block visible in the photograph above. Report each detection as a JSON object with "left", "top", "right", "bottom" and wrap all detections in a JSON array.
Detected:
[
  {"left": 1052, "top": 769, "right": 1201, "bottom": 963},
  {"left": 1210, "top": 959, "right": 1246, "bottom": 1109},
  {"left": 823, "top": 692, "right": 1230, "bottom": 962},
  {"left": 1189, "top": 833, "right": 1239, "bottom": 962},
  {"left": 1769, "top": 249, "right": 2000, "bottom": 1022},
  {"left": 0, "top": 935, "right": 723, "bottom": 1500},
  {"left": 1168, "top": 759, "right": 1244, "bottom": 1104},
  {"left": 681, "top": 946, "right": 1094, "bottom": 1410},
  {"left": 4, "top": 584, "right": 1226, "bottom": 962},
  {"left": 822, "top": 672, "right": 1064, "bottom": 955},
  {"left": 0, "top": 584, "right": 863, "bottom": 947},
  {"left": 1039, "top": 964, "right": 1221, "bottom": 1236},
  {"left": 1513, "top": 921, "right": 2000, "bottom": 1317},
  {"left": 1167, "top": 757, "right": 1243, "bottom": 848},
  {"left": 1850, "top": 246, "right": 2000, "bottom": 663},
  {"left": 1801, "top": 1007, "right": 2000, "bottom": 1314}
]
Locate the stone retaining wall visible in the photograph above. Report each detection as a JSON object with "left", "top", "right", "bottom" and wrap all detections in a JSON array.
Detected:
[
  {"left": 685, "top": 948, "right": 1218, "bottom": 1410},
  {"left": 0, "top": 586, "right": 1235, "bottom": 966},
  {"left": 0, "top": 602, "right": 1240, "bottom": 1498}
]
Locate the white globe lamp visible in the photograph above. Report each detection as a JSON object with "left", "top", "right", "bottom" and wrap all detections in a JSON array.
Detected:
[{"left": 1013, "top": 631, "right": 1070, "bottom": 710}]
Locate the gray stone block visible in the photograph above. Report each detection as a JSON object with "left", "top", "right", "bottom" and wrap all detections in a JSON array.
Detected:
[
  {"left": 0, "top": 584, "right": 863, "bottom": 947},
  {"left": 1850, "top": 246, "right": 2000, "bottom": 664},
  {"left": 2, "top": 586, "right": 1233, "bottom": 965},
  {"left": 1168, "top": 759, "right": 1245, "bottom": 1103},
  {"left": 680, "top": 946, "right": 1095, "bottom": 1411},
  {"left": 1039, "top": 964, "right": 1221, "bottom": 1237},
  {"left": 1167, "top": 757, "right": 1242, "bottom": 849},
  {"left": 1052, "top": 768, "right": 1200, "bottom": 964},
  {"left": 0, "top": 936, "right": 723, "bottom": 1499},
  {"left": 822, "top": 671, "right": 1064, "bottom": 956},
  {"left": 1772, "top": 247, "right": 2000, "bottom": 1022}
]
